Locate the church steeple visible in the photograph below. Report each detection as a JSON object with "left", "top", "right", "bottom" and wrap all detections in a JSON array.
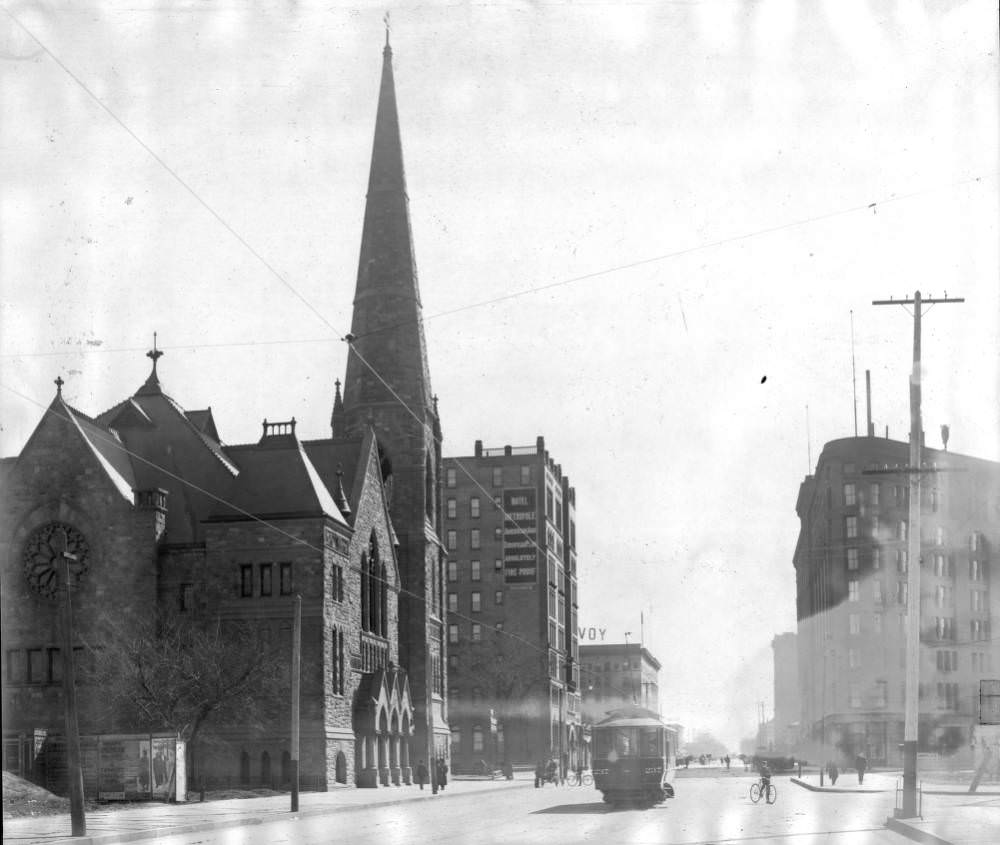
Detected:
[
  {"left": 331, "top": 379, "right": 346, "bottom": 438},
  {"left": 336, "top": 36, "right": 448, "bottom": 765},
  {"left": 341, "top": 37, "right": 433, "bottom": 429}
]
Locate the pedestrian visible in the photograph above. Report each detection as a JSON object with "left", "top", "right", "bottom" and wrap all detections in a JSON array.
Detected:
[
  {"left": 437, "top": 757, "right": 448, "bottom": 791},
  {"left": 855, "top": 753, "right": 867, "bottom": 785},
  {"left": 502, "top": 759, "right": 513, "bottom": 781},
  {"left": 725, "top": 755, "right": 731, "bottom": 771},
  {"left": 416, "top": 759, "right": 428, "bottom": 790},
  {"left": 534, "top": 759, "right": 545, "bottom": 788},
  {"left": 827, "top": 760, "right": 839, "bottom": 786},
  {"left": 574, "top": 761, "right": 583, "bottom": 786}
]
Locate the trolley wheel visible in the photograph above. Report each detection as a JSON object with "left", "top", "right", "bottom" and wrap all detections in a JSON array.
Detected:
[
  {"left": 749, "top": 782, "right": 761, "bottom": 803},
  {"left": 766, "top": 784, "right": 777, "bottom": 804}
]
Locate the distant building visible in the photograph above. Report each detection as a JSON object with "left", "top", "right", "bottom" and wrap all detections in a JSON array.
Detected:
[
  {"left": 794, "top": 435, "right": 1000, "bottom": 766},
  {"left": 772, "top": 632, "right": 800, "bottom": 753},
  {"left": 580, "top": 642, "right": 661, "bottom": 723},
  {"left": 441, "top": 438, "right": 580, "bottom": 772}
]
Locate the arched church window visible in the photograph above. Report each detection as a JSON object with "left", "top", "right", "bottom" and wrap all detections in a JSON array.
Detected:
[
  {"left": 361, "top": 552, "right": 370, "bottom": 632},
  {"left": 425, "top": 452, "right": 435, "bottom": 520},
  {"left": 366, "top": 532, "right": 387, "bottom": 637}
]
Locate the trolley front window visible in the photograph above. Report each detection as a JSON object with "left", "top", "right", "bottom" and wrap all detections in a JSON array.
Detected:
[
  {"left": 640, "top": 727, "right": 661, "bottom": 756},
  {"left": 596, "top": 727, "right": 637, "bottom": 757}
]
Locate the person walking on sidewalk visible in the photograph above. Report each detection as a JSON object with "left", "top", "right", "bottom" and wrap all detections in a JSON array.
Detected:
[
  {"left": 416, "top": 760, "right": 428, "bottom": 790},
  {"left": 826, "top": 760, "right": 839, "bottom": 786},
  {"left": 855, "top": 753, "right": 867, "bottom": 785},
  {"left": 436, "top": 757, "right": 448, "bottom": 791}
]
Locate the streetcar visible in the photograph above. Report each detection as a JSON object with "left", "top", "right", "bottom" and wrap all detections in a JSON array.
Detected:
[{"left": 591, "top": 705, "right": 677, "bottom": 806}]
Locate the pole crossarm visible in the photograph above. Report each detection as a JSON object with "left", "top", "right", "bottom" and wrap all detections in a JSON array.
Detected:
[{"left": 872, "top": 297, "right": 965, "bottom": 306}]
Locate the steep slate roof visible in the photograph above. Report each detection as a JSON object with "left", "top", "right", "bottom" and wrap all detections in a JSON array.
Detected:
[
  {"left": 64, "top": 402, "right": 137, "bottom": 500},
  {"left": 185, "top": 409, "right": 220, "bottom": 442},
  {"left": 88, "top": 364, "right": 240, "bottom": 543},
  {"left": 213, "top": 436, "right": 348, "bottom": 525},
  {"left": 302, "top": 438, "right": 363, "bottom": 514}
]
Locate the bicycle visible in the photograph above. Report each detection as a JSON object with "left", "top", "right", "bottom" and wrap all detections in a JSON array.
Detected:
[{"left": 750, "top": 779, "right": 776, "bottom": 804}]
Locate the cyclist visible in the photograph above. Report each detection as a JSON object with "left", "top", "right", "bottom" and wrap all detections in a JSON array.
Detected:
[{"left": 758, "top": 760, "right": 772, "bottom": 801}]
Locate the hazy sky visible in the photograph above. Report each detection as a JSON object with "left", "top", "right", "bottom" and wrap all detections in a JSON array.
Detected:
[{"left": 2, "top": 1, "right": 998, "bottom": 746}]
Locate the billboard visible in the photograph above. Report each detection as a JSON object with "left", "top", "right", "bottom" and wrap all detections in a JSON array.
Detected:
[
  {"left": 40, "top": 733, "right": 185, "bottom": 801},
  {"left": 502, "top": 487, "right": 538, "bottom": 584}
]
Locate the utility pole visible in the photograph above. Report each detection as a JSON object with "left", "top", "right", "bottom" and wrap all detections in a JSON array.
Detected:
[
  {"left": 290, "top": 595, "right": 301, "bottom": 812},
  {"left": 55, "top": 528, "right": 85, "bottom": 837},
  {"left": 427, "top": 620, "right": 437, "bottom": 794},
  {"left": 871, "top": 290, "right": 963, "bottom": 818}
]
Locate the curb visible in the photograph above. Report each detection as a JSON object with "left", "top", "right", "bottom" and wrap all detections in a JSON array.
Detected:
[
  {"left": 885, "top": 816, "right": 954, "bottom": 845},
  {"left": 790, "top": 777, "right": 888, "bottom": 794},
  {"left": 3, "top": 780, "right": 534, "bottom": 845},
  {"left": 788, "top": 776, "right": 1000, "bottom": 798}
]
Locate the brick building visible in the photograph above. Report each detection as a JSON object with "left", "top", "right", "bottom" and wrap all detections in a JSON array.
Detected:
[
  {"left": 794, "top": 435, "right": 1000, "bottom": 766},
  {"left": 441, "top": 438, "right": 579, "bottom": 772},
  {"left": 580, "top": 642, "right": 661, "bottom": 724},
  {"left": 1, "top": 35, "right": 447, "bottom": 791}
]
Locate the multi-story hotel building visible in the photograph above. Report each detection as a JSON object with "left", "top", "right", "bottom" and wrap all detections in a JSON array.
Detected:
[
  {"left": 441, "top": 438, "right": 580, "bottom": 772},
  {"left": 579, "top": 642, "right": 661, "bottom": 725},
  {"left": 794, "top": 435, "right": 1000, "bottom": 766}
]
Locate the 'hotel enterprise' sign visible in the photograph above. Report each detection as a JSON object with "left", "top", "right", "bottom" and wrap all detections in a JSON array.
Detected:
[{"left": 503, "top": 487, "right": 537, "bottom": 584}]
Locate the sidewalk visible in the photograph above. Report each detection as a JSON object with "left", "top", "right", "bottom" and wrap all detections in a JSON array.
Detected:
[
  {"left": 2, "top": 775, "right": 533, "bottom": 845},
  {"left": 790, "top": 771, "right": 1000, "bottom": 844},
  {"left": 886, "top": 794, "right": 1000, "bottom": 845}
]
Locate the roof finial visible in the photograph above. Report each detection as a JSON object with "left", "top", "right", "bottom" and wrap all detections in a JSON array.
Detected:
[
  {"left": 146, "top": 332, "right": 164, "bottom": 374},
  {"left": 55, "top": 375, "right": 64, "bottom": 396},
  {"left": 384, "top": 11, "right": 390, "bottom": 45}
]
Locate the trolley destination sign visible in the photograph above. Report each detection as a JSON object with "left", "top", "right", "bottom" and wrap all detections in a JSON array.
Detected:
[{"left": 502, "top": 487, "right": 538, "bottom": 584}]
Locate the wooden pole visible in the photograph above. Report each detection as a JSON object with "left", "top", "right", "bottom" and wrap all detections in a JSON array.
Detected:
[
  {"left": 58, "top": 537, "right": 86, "bottom": 836},
  {"left": 291, "top": 595, "right": 301, "bottom": 812}
]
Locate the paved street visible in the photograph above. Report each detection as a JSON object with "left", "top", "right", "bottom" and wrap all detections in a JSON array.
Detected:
[{"left": 140, "top": 775, "right": 909, "bottom": 845}]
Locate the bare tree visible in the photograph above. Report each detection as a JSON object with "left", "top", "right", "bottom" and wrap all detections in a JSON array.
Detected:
[{"left": 87, "top": 609, "right": 286, "bottom": 785}]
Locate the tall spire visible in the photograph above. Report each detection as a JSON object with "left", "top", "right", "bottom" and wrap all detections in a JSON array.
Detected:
[
  {"left": 331, "top": 378, "right": 346, "bottom": 438},
  {"left": 341, "top": 36, "right": 433, "bottom": 429}
]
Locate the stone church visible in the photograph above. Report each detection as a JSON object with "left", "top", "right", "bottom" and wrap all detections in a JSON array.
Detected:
[{"left": 0, "top": 35, "right": 448, "bottom": 792}]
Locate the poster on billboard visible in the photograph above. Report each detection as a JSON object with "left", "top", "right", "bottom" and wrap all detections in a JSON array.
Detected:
[
  {"left": 98, "top": 736, "right": 151, "bottom": 800},
  {"left": 151, "top": 736, "right": 177, "bottom": 799},
  {"left": 503, "top": 487, "right": 538, "bottom": 584}
]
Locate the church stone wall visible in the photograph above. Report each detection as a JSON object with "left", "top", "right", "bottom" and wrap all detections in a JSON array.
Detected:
[{"left": 0, "top": 409, "right": 159, "bottom": 737}]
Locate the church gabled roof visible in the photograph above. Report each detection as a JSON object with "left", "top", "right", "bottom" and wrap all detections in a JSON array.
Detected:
[
  {"left": 15, "top": 383, "right": 137, "bottom": 504},
  {"left": 212, "top": 428, "right": 348, "bottom": 525}
]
